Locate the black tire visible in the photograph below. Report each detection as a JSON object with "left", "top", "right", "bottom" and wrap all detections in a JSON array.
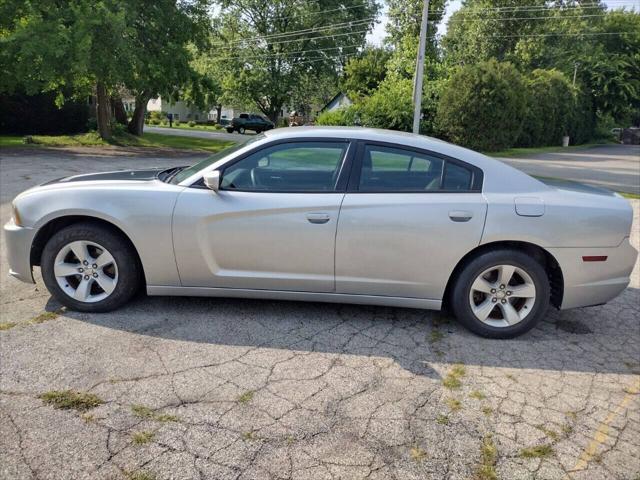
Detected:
[
  {"left": 226, "top": 127, "right": 234, "bottom": 133},
  {"left": 450, "top": 249, "right": 550, "bottom": 339},
  {"left": 41, "top": 223, "right": 141, "bottom": 312},
  {"left": 255, "top": 128, "right": 262, "bottom": 134},
  {"left": 238, "top": 127, "right": 246, "bottom": 135}
]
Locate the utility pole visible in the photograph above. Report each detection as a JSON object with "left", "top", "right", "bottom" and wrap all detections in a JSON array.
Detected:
[{"left": 412, "top": 0, "right": 430, "bottom": 134}]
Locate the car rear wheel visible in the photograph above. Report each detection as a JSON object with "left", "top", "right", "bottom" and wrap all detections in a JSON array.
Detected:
[
  {"left": 450, "top": 249, "right": 550, "bottom": 339},
  {"left": 238, "top": 127, "right": 246, "bottom": 134},
  {"left": 41, "top": 223, "right": 141, "bottom": 312}
]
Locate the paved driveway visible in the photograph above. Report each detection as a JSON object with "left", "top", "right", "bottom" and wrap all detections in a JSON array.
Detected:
[
  {"left": 497, "top": 144, "right": 640, "bottom": 195},
  {"left": 146, "top": 126, "right": 255, "bottom": 143},
  {"left": 1, "top": 149, "right": 639, "bottom": 480}
]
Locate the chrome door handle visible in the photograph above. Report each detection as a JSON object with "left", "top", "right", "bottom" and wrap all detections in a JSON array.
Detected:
[
  {"left": 306, "top": 213, "right": 330, "bottom": 224},
  {"left": 449, "top": 210, "right": 473, "bottom": 222}
]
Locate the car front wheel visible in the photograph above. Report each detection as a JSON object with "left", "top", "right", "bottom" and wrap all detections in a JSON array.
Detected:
[
  {"left": 450, "top": 249, "right": 550, "bottom": 339},
  {"left": 41, "top": 223, "right": 141, "bottom": 312}
]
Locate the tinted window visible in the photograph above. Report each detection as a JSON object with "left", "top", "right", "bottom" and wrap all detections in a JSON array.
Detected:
[
  {"left": 359, "top": 145, "right": 444, "bottom": 191},
  {"left": 358, "top": 145, "right": 476, "bottom": 192},
  {"left": 443, "top": 162, "right": 473, "bottom": 190},
  {"left": 221, "top": 142, "right": 347, "bottom": 192}
]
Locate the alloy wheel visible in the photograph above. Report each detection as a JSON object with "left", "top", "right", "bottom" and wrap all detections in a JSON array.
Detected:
[
  {"left": 468, "top": 264, "right": 536, "bottom": 327},
  {"left": 53, "top": 240, "right": 119, "bottom": 303}
]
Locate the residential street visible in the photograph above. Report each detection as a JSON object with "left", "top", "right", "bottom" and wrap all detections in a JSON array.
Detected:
[
  {"left": 146, "top": 127, "right": 640, "bottom": 195},
  {"left": 146, "top": 126, "right": 255, "bottom": 143},
  {"left": 498, "top": 144, "right": 640, "bottom": 195},
  {"left": 1, "top": 148, "right": 638, "bottom": 480}
]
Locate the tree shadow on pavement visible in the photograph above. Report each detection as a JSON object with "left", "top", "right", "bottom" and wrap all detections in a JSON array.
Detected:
[{"left": 51, "top": 285, "right": 640, "bottom": 379}]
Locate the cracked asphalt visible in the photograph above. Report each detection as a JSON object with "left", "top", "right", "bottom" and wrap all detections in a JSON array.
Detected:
[{"left": 1, "top": 148, "right": 639, "bottom": 480}]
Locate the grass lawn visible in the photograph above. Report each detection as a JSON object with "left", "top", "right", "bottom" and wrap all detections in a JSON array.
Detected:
[
  {"left": 0, "top": 132, "right": 235, "bottom": 153},
  {"left": 619, "top": 192, "right": 640, "bottom": 200},
  {"left": 489, "top": 142, "right": 614, "bottom": 158},
  {"left": 148, "top": 123, "right": 229, "bottom": 133}
]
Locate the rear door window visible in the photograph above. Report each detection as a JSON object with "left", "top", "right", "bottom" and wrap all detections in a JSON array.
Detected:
[{"left": 357, "top": 144, "right": 476, "bottom": 192}]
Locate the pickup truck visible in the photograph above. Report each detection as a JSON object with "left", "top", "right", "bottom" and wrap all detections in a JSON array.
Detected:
[{"left": 226, "top": 113, "right": 274, "bottom": 134}]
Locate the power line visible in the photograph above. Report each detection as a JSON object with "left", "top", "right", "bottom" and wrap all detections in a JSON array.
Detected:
[
  {"left": 221, "top": 29, "right": 372, "bottom": 49},
  {"left": 227, "top": 44, "right": 362, "bottom": 61},
  {"left": 247, "top": 3, "right": 376, "bottom": 24},
  {"left": 450, "top": 13, "right": 614, "bottom": 23},
  {"left": 212, "top": 2, "right": 635, "bottom": 47},
  {"left": 431, "top": 30, "right": 636, "bottom": 39},
  {"left": 212, "top": 17, "right": 376, "bottom": 46},
  {"left": 429, "top": 0, "right": 636, "bottom": 15}
]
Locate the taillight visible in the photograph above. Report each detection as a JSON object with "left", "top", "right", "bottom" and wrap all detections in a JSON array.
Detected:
[{"left": 582, "top": 256, "right": 608, "bottom": 262}]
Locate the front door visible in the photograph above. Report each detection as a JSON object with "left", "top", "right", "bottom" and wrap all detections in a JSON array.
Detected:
[
  {"left": 172, "top": 140, "right": 351, "bottom": 292},
  {"left": 335, "top": 142, "right": 488, "bottom": 300}
]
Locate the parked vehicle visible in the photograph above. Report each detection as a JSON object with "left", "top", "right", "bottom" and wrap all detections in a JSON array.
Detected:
[
  {"left": 5, "top": 127, "right": 637, "bottom": 338},
  {"left": 226, "top": 113, "right": 274, "bottom": 134}
]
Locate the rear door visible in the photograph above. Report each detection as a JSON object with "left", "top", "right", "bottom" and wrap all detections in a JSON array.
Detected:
[
  {"left": 335, "top": 142, "right": 487, "bottom": 300},
  {"left": 173, "top": 139, "right": 353, "bottom": 292}
]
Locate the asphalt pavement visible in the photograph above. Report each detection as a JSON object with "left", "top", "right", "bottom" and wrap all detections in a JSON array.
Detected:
[
  {"left": 1, "top": 149, "right": 639, "bottom": 480},
  {"left": 145, "top": 125, "right": 254, "bottom": 143},
  {"left": 498, "top": 144, "right": 640, "bottom": 195}
]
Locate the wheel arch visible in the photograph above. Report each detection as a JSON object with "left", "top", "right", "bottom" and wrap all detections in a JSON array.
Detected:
[
  {"left": 442, "top": 240, "right": 564, "bottom": 311},
  {"left": 30, "top": 215, "right": 146, "bottom": 284}
]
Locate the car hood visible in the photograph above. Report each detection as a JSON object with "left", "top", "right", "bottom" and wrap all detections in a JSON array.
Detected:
[{"left": 42, "top": 168, "right": 165, "bottom": 185}]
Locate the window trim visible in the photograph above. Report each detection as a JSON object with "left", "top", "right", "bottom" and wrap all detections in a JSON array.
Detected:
[
  {"left": 191, "top": 138, "right": 355, "bottom": 194},
  {"left": 347, "top": 140, "right": 483, "bottom": 193}
]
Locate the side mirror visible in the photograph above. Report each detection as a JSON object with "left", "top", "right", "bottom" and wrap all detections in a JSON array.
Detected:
[{"left": 203, "top": 170, "right": 221, "bottom": 192}]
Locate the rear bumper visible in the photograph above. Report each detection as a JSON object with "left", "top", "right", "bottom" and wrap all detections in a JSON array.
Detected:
[
  {"left": 548, "top": 237, "right": 638, "bottom": 310},
  {"left": 3, "top": 220, "right": 35, "bottom": 284}
]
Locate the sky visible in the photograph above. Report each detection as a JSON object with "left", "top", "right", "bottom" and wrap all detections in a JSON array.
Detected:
[{"left": 365, "top": 0, "right": 638, "bottom": 45}]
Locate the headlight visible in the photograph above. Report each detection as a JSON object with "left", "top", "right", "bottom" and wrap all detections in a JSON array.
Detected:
[{"left": 11, "top": 202, "right": 22, "bottom": 226}]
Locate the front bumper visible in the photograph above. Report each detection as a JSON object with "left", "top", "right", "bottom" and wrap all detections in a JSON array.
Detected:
[
  {"left": 3, "top": 219, "right": 36, "bottom": 284},
  {"left": 548, "top": 237, "right": 638, "bottom": 310}
]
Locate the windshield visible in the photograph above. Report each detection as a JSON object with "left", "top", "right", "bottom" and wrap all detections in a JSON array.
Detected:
[{"left": 169, "top": 135, "right": 265, "bottom": 184}]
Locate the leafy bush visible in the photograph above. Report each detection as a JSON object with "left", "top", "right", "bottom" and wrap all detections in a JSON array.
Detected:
[
  {"left": 148, "top": 118, "right": 160, "bottom": 125},
  {"left": 436, "top": 60, "right": 527, "bottom": 151},
  {"left": 517, "top": 69, "right": 576, "bottom": 147},
  {"left": 148, "top": 111, "right": 165, "bottom": 122},
  {"left": 359, "top": 78, "right": 414, "bottom": 131},
  {"left": 174, "top": 120, "right": 181, "bottom": 126},
  {"left": 187, "top": 120, "right": 196, "bottom": 127},
  {"left": 160, "top": 119, "right": 168, "bottom": 126},
  {"left": 316, "top": 106, "right": 361, "bottom": 126}
]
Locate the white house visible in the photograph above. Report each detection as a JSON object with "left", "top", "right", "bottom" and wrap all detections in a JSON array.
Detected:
[
  {"left": 122, "top": 95, "right": 289, "bottom": 124},
  {"left": 146, "top": 97, "right": 213, "bottom": 122},
  {"left": 321, "top": 92, "right": 353, "bottom": 112}
]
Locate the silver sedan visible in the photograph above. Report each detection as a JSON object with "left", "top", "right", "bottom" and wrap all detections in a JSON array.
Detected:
[{"left": 4, "top": 127, "right": 637, "bottom": 338}]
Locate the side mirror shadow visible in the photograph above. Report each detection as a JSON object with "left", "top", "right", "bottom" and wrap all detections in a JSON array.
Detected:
[{"left": 203, "top": 170, "right": 221, "bottom": 192}]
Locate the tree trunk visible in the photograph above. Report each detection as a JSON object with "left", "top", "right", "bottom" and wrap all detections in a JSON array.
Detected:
[
  {"left": 216, "top": 104, "right": 222, "bottom": 124},
  {"left": 128, "top": 93, "right": 149, "bottom": 135},
  {"left": 111, "top": 96, "right": 128, "bottom": 125},
  {"left": 96, "top": 83, "right": 112, "bottom": 139}
]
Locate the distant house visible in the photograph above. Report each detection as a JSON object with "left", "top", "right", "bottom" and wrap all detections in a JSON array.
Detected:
[
  {"left": 121, "top": 95, "right": 290, "bottom": 124},
  {"left": 146, "top": 97, "right": 213, "bottom": 122},
  {"left": 321, "top": 92, "right": 353, "bottom": 112}
]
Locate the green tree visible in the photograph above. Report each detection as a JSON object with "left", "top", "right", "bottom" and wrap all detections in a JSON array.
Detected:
[
  {"left": 518, "top": 69, "right": 576, "bottom": 147},
  {"left": 211, "top": 0, "right": 379, "bottom": 122},
  {"left": 341, "top": 46, "right": 391, "bottom": 98},
  {"left": 435, "top": 60, "right": 527, "bottom": 151},
  {"left": 1, "top": 0, "right": 211, "bottom": 138}
]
